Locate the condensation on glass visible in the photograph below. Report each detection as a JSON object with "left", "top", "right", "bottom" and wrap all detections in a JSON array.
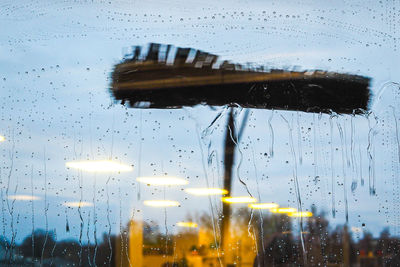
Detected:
[{"left": 0, "top": 0, "right": 399, "bottom": 266}]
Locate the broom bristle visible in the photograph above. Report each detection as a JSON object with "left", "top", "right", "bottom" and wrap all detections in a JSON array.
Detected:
[{"left": 111, "top": 43, "right": 370, "bottom": 114}]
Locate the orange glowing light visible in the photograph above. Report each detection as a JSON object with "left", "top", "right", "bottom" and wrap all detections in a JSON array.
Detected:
[
  {"left": 222, "top": 196, "right": 257, "bottom": 204},
  {"left": 249, "top": 203, "right": 279, "bottom": 209},
  {"left": 143, "top": 200, "right": 180, "bottom": 207},
  {"left": 176, "top": 221, "right": 198, "bottom": 228},
  {"left": 288, "top": 211, "right": 313, "bottom": 217},
  {"left": 185, "top": 187, "right": 228, "bottom": 196}
]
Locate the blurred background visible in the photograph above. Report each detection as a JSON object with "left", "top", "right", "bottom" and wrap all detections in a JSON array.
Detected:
[{"left": 0, "top": 0, "right": 400, "bottom": 266}]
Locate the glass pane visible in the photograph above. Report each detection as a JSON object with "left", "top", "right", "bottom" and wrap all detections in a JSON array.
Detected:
[{"left": 1, "top": 0, "right": 399, "bottom": 266}]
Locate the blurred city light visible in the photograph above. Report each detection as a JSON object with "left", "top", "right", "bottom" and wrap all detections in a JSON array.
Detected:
[
  {"left": 176, "top": 221, "right": 198, "bottom": 228},
  {"left": 137, "top": 176, "right": 188, "bottom": 186},
  {"left": 66, "top": 160, "right": 133, "bottom": 172},
  {"left": 0, "top": 135, "right": 5, "bottom": 142},
  {"left": 185, "top": 187, "right": 228, "bottom": 196},
  {"left": 8, "top": 195, "right": 40, "bottom": 201},
  {"left": 270, "top": 207, "right": 297, "bottom": 213},
  {"left": 289, "top": 211, "right": 313, "bottom": 217},
  {"left": 143, "top": 200, "right": 180, "bottom": 207},
  {"left": 221, "top": 196, "right": 257, "bottom": 204},
  {"left": 249, "top": 203, "right": 279, "bottom": 209}
]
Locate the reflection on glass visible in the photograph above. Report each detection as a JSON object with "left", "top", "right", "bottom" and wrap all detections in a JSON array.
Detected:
[
  {"left": 221, "top": 196, "right": 257, "bottom": 204},
  {"left": 65, "top": 160, "right": 133, "bottom": 172},
  {"left": 0, "top": 135, "right": 5, "bottom": 142},
  {"left": 289, "top": 211, "right": 313, "bottom": 217},
  {"left": 137, "top": 176, "right": 188, "bottom": 186},
  {"left": 143, "top": 200, "right": 180, "bottom": 207},
  {"left": 176, "top": 221, "right": 198, "bottom": 228},
  {"left": 270, "top": 207, "right": 297, "bottom": 214},
  {"left": 7, "top": 195, "right": 40, "bottom": 201},
  {"left": 249, "top": 203, "right": 279, "bottom": 209},
  {"left": 63, "top": 201, "right": 93, "bottom": 207},
  {"left": 185, "top": 187, "right": 228, "bottom": 196}
]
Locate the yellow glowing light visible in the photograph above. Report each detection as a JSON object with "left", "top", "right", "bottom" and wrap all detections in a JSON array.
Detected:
[
  {"left": 66, "top": 160, "right": 133, "bottom": 172},
  {"left": 0, "top": 136, "right": 5, "bottom": 142},
  {"left": 137, "top": 176, "right": 188, "bottom": 186},
  {"left": 270, "top": 207, "right": 297, "bottom": 214},
  {"left": 143, "top": 200, "right": 180, "bottom": 207},
  {"left": 289, "top": 211, "right": 313, "bottom": 217},
  {"left": 222, "top": 196, "right": 257, "bottom": 204},
  {"left": 176, "top": 221, "right": 198, "bottom": 228},
  {"left": 8, "top": 195, "right": 40, "bottom": 201},
  {"left": 249, "top": 203, "right": 279, "bottom": 209},
  {"left": 63, "top": 201, "right": 93, "bottom": 208},
  {"left": 185, "top": 188, "right": 228, "bottom": 196}
]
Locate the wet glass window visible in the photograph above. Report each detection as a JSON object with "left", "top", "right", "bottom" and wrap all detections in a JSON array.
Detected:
[{"left": 1, "top": 0, "right": 399, "bottom": 266}]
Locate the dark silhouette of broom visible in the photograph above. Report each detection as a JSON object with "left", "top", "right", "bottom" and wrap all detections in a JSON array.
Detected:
[{"left": 110, "top": 43, "right": 370, "bottom": 266}]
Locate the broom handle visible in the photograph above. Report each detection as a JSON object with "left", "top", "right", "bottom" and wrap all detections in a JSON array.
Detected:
[{"left": 221, "top": 108, "right": 236, "bottom": 265}]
